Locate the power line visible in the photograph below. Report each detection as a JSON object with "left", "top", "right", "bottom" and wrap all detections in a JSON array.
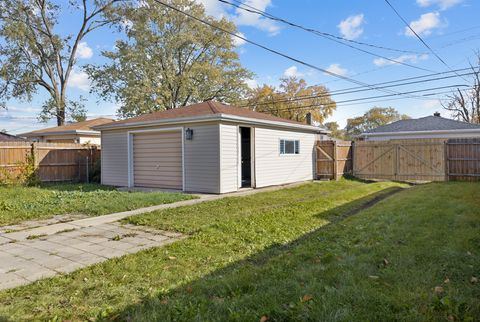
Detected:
[
  {"left": 255, "top": 84, "right": 469, "bottom": 113},
  {"left": 384, "top": 0, "right": 469, "bottom": 82},
  {"left": 238, "top": 70, "right": 474, "bottom": 108},
  {"left": 220, "top": 0, "right": 433, "bottom": 72},
  {"left": 150, "top": 0, "right": 435, "bottom": 101}
]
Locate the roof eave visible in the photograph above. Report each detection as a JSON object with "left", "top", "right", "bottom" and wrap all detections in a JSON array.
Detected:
[
  {"left": 94, "top": 114, "right": 328, "bottom": 133},
  {"left": 21, "top": 130, "right": 100, "bottom": 137}
]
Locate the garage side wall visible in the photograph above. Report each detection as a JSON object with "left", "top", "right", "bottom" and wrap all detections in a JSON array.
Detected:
[
  {"left": 184, "top": 123, "right": 221, "bottom": 193},
  {"left": 255, "top": 127, "right": 316, "bottom": 188},
  {"left": 101, "top": 130, "right": 128, "bottom": 186},
  {"left": 219, "top": 123, "right": 239, "bottom": 193}
]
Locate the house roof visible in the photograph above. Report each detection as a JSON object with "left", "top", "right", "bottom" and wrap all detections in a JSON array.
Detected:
[
  {"left": 95, "top": 101, "right": 326, "bottom": 132},
  {"left": 20, "top": 118, "right": 114, "bottom": 137},
  {"left": 363, "top": 115, "right": 480, "bottom": 135},
  {"left": 0, "top": 132, "right": 28, "bottom": 142}
]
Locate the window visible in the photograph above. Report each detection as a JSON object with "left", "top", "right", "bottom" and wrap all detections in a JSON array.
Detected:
[{"left": 280, "top": 139, "right": 300, "bottom": 155}]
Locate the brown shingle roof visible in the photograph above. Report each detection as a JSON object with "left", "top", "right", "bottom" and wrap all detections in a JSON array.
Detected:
[
  {"left": 99, "top": 101, "right": 305, "bottom": 128},
  {"left": 21, "top": 118, "right": 114, "bottom": 136}
]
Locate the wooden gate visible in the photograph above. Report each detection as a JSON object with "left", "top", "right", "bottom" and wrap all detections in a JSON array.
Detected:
[
  {"left": 316, "top": 140, "right": 352, "bottom": 180},
  {"left": 353, "top": 139, "right": 446, "bottom": 181}
]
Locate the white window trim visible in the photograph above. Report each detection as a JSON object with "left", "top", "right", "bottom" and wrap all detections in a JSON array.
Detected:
[
  {"left": 279, "top": 139, "right": 300, "bottom": 156},
  {"left": 127, "top": 127, "right": 184, "bottom": 190}
]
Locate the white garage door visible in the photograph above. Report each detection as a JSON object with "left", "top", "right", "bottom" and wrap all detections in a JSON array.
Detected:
[{"left": 133, "top": 131, "right": 183, "bottom": 189}]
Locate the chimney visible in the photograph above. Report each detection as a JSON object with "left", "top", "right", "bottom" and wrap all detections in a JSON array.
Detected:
[
  {"left": 306, "top": 112, "right": 312, "bottom": 125},
  {"left": 433, "top": 112, "right": 441, "bottom": 117}
]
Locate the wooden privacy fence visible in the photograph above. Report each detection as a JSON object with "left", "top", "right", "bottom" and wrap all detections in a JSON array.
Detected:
[
  {"left": 316, "top": 140, "right": 353, "bottom": 180},
  {"left": 0, "top": 142, "right": 100, "bottom": 183},
  {"left": 352, "top": 138, "right": 480, "bottom": 182},
  {"left": 447, "top": 138, "right": 480, "bottom": 181}
]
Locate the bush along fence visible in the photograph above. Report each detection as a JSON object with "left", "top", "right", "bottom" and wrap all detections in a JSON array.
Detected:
[
  {"left": 0, "top": 142, "right": 100, "bottom": 185},
  {"left": 317, "top": 138, "right": 480, "bottom": 182}
]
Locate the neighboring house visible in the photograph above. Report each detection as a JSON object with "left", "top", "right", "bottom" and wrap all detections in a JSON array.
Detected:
[
  {"left": 0, "top": 132, "right": 28, "bottom": 142},
  {"left": 20, "top": 118, "right": 113, "bottom": 145},
  {"left": 359, "top": 112, "right": 480, "bottom": 141},
  {"left": 95, "top": 101, "right": 328, "bottom": 193}
]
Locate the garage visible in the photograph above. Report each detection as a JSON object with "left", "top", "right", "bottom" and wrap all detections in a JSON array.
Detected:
[{"left": 132, "top": 130, "right": 183, "bottom": 189}]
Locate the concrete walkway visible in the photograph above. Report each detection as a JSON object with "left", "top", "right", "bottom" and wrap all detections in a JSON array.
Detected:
[{"left": 0, "top": 182, "right": 306, "bottom": 290}]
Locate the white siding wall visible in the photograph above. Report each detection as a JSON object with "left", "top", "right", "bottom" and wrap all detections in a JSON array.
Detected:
[
  {"left": 184, "top": 123, "right": 220, "bottom": 193},
  {"left": 254, "top": 127, "right": 316, "bottom": 188},
  {"left": 79, "top": 136, "right": 101, "bottom": 145},
  {"left": 219, "top": 123, "right": 239, "bottom": 193},
  {"left": 364, "top": 131, "right": 480, "bottom": 141},
  {"left": 101, "top": 130, "right": 128, "bottom": 186}
]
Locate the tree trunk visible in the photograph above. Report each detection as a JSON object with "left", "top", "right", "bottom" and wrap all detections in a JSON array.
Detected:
[{"left": 56, "top": 97, "right": 65, "bottom": 126}]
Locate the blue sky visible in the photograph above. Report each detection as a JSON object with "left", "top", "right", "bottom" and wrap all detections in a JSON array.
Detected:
[{"left": 1, "top": 0, "right": 479, "bottom": 134}]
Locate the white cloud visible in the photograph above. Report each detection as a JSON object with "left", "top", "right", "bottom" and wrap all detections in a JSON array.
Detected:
[
  {"left": 405, "top": 12, "right": 443, "bottom": 37},
  {"left": 68, "top": 69, "right": 90, "bottom": 91},
  {"left": 233, "top": 32, "right": 247, "bottom": 46},
  {"left": 324, "top": 64, "right": 348, "bottom": 76},
  {"left": 195, "top": 0, "right": 228, "bottom": 17},
  {"left": 76, "top": 42, "right": 93, "bottom": 59},
  {"left": 245, "top": 79, "right": 258, "bottom": 88},
  {"left": 233, "top": 0, "right": 280, "bottom": 35},
  {"left": 373, "top": 54, "right": 429, "bottom": 66},
  {"left": 338, "top": 14, "right": 365, "bottom": 40},
  {"left": 283, "top": 65, "right": 303, "bottom": 78},
  {"left": 416, "top": 0, "right": 463, "bottom": 10}
]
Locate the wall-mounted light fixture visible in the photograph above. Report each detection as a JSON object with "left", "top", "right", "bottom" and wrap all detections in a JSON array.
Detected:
[{"left": 185, "top": 128, "right": 194, "bottom": 140}]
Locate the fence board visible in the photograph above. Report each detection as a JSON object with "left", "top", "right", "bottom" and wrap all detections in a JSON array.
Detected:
[{"left": 0, "top": 142, "right": 100, "bottom": 183}]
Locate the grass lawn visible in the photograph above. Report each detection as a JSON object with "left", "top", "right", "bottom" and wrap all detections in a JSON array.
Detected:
[
  {"left": 0, "top": 183, "right": 193, "bottom": 226},
  {"left": 0, "top": 180, "right": 479, "bottom": 321}
]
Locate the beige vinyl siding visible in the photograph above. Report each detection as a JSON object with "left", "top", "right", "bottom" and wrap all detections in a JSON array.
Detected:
[
  {"left": 219, "top": 123, "right": 239, "bottom": 193},
  {"left": 184, "top": 123, "right": 220, "bottom": 193},
  {"left": 101, "top": 130, "right": 128, "bottom": 186},
  {"left": 132, "top": 131, "right": 182, "bottom": 189},
  {"left": 254, "top": 127, "right": 315, "bottom": 187}
]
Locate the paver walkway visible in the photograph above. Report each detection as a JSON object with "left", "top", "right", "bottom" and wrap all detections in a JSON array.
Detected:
[{"left": 0, "top": 182, "right": 305, "bottom": 290}]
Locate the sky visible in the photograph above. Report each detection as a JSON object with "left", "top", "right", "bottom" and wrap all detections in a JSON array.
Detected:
[{"left": 1, "top": 0, "right": 479, "bottom": 134}]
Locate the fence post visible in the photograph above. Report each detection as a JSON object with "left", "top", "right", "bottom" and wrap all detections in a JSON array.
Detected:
[
  {"left": 444, "top": 140, "right": 449, "bottom": 182},
  {"left": 333, "top": 141, "right": 338, "bottom": 181},
  {"left": 31, "top": 142, "right": 38, "bottom": 172}
]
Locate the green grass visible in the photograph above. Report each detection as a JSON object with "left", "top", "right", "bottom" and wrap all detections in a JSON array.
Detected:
[
  {"left": 0, "top": 183, "right": 193, "bottom": 226},
  {"left": 0, "top": 180, "right": 479, "bottom": 321}
]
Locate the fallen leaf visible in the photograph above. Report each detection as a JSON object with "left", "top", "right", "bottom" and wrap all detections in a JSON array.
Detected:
[
  {"left": 467, "top": 251, "right": 472, "bottom": 256},
  {"left": 434, "top": 286, "right": 444, "bottom": 294},
  {"left": 168, "top": 256, "right": 176, "bottom": 260},
  {"left": 160, "top": 299, "right": 168, "bottom": 305},
  {"left": 444, "top": 278, "right": 450, "bottom": 284},
  {"left": 186, "top": 286, "right": 193, "bottom": 293},
  {"left": 302, "top": 294, "right": 313, "bottom": 302},
  {"left": 260, "top": 316, "right": 269, "bottom": 322},
  {"left": 447, "top": 315, "right": 455, "bottom": 321},
  {"left": 471, "top": 276, "right": 478, "bottom": 284},
  {"left": 369, "top": 275, "right": 379, "bottom": 279},
  {"left": 383, "top": 258, "right": 389, "bottom": 266}
]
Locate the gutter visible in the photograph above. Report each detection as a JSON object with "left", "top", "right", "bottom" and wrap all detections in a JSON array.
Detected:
[
  {"left": 361, "top": 128, "right": 480, "bottom": 137},
  {"left": 21, "top": 130, "right": 100, "bottom": 137}
]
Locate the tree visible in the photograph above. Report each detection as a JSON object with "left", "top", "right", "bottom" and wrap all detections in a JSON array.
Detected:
[
  {"left": 244, "top": 77, "right": 336, "bottom": 124},
  {"left": 0, "top": 0, "right": 122, "bottom": 125},
  {"left": 87, "top": 0, "right": 253, "bottom": 118},
  {"left": 345, "top": 107, "right": 410, "bottom": 138},
  {"left": 324, "top": 121, "right": 345, "bottom": 140},
  {"left": 442, "top": 54, "right": 480, "bottom": 124}
]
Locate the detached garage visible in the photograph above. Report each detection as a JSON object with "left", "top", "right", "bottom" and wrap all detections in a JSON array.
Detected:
[{"left": 95, "top": 101, "right": 328, "bottom": 194}]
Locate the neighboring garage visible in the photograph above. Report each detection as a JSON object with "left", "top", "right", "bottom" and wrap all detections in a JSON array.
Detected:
[{"left": 95, "top": 101, "right": 328, "bottom": 194}]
